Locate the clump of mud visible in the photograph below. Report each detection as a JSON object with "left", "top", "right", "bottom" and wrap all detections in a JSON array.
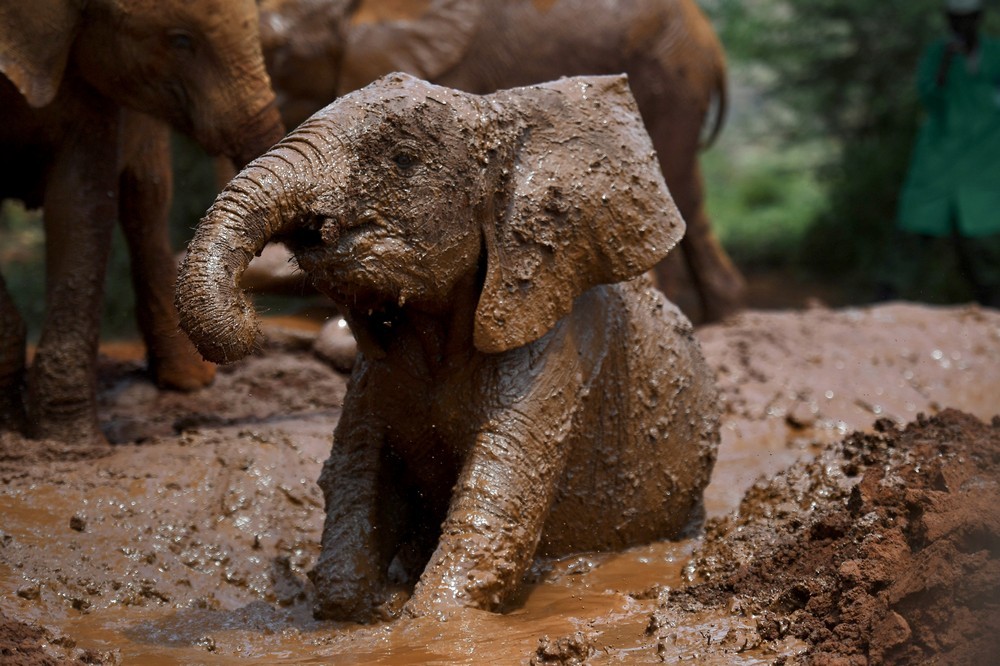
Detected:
[
  {"left": 652, "top": 409, "right": 1000, "bottom": 665},
  {"left": 0, "top": 609, "right": 111, "bottom": 666}
]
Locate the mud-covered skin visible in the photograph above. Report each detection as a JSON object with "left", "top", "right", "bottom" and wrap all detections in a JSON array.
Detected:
[
  {"left": 177, "top": 74, "right": 720, "bottom": 620},
  {"left": 0, "top": 0, "right": 284, "bottom": 444},
  {"left": 257, "top": 0, "right": 745, "bottom": 323}
]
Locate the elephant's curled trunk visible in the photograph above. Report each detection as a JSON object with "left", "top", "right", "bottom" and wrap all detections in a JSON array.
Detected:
[{"left": 176, "top": 140, "right": 317, "bottom": 365}]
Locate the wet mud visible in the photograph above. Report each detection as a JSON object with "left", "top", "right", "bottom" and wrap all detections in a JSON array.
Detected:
[{"left": 1, "top": 302, "right": 998, "bottom": 664}]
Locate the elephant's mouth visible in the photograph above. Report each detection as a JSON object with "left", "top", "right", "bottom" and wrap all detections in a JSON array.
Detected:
[{"left": 337, "top": 216, "right": 384, "bottom": 246}]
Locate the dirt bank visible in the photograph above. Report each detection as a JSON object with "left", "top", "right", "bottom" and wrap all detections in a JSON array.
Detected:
[
  {"left": 654, "top": 409, "right": 1000, "bottom": 665},
  {"left": 1, "top": 302, "right": 998, "bottom": 664}
]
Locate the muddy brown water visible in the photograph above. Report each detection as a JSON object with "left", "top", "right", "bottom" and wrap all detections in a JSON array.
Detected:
[{"left": 2, "top": 302, "right": 998, "bottom": 664}]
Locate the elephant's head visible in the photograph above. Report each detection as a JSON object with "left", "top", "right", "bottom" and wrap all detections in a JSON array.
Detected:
[
  {"left": 0, "top": 0, "right": 284, "bottom": 166},
  {"left": 177, "top": 73, "right": 684, "bottom": 363},
  {"left": 257, "top": 0, "right": 481, "bottom": 129},
  {"left": 258, "top": 0, "right": 358, "bottom": 128}
]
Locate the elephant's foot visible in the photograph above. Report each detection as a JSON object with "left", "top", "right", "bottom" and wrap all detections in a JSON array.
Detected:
[
  {"left": 27, "top": 410, "right": 109, "bottom": 448},
  {"left": 308, "top": 554, "right": 385, "bottom": 622},
  {"left": 26, "top": 356, "right": 109, "bottom": 447},
  {"left": 402, "top": 571, "right": 503, "bottom": 619},
  {"left": 403, "top": 539, "right": 513, "bottom": 618},
  {"left": 150, "top": 344, "right": 216, "bottom": 392}
]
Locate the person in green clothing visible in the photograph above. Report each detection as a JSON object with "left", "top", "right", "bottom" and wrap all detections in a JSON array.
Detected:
[{"left": 893, "top": 0, "right": 1000, "bottom": 307}]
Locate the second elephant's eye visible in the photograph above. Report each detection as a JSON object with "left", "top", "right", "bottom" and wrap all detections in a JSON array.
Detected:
[{"left": 168, "top": 30, "right": 196, "bottom": 53}]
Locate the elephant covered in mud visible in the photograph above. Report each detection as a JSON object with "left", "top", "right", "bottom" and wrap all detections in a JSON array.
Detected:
[
  {"left": 255, "top": 0, "right": 746, "bottom": 324},
  {"left": 177, "top": 73, "right": 720, "bottom": 620},
  {"left": 0, "top": 0, "right": 284, "bottom": 444}
]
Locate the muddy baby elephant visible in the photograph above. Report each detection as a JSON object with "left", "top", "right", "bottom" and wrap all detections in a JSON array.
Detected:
[{"left": 177, "top": 73, "right": 720, "bottom": 620}]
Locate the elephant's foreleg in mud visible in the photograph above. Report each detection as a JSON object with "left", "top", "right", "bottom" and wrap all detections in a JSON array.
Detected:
[
  {"left": 119, "top": 116, "right": 215, "bottom": 391},
  {"left": 27, "top": 116, "right": 118, "bottom": 444},
  {"left": 406, "top": 415, "right": 574, "bottom": 615},
  {"left": 0, "top": 272, "right": 27, "bottom": 431},
  {"left": 310, "top": 406, "right": 406, "bottom": 621}
]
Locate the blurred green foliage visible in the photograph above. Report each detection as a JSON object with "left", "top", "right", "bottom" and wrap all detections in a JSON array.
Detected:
[
  {"left": 703, "top": 124, "right": 828, "bottom": 270},
  {"left": 705, "top": 0, "right": 1000, "bottom": 299}
]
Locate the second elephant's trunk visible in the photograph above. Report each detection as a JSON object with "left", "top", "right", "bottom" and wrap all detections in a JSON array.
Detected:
[
  {"left": 228, "top": 100, "right": 286, "bottom": 170},
  {"left": 176, "top": 136, "right": 322, "bottom": 365}
]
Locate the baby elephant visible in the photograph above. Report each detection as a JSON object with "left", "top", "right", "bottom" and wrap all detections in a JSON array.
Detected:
[{"left": 177, "top": 73, "right": 720, "bottom": 621}]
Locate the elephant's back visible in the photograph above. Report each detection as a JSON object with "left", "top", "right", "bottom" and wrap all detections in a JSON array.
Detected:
[
  {"left": 436, "top": 0, "right": 713, "bottom": 94},
  {"left": 539, "top": 279, "right": 719, "bottom": 556}
]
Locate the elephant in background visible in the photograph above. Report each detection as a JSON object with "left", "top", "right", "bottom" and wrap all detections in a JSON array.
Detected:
[
  {"left": 255, "top": 0, "right": 745, "bottom": 323},
  {"left": 177, "top": 73, "right": 720, "bottom": 621},
  {"left": 0, "top": 0, "right": 284, "bottom": 444}
]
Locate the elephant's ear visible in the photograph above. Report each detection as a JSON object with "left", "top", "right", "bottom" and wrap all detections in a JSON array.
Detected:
[
  {"left": 0, "top": 0, "right": 82, "bottom": 107},
  {"left": 339, "top": 0, "right": 482, "bottom": 93},
  {"left": 473, "top": 75, "right": 685, "bottom": 354}
]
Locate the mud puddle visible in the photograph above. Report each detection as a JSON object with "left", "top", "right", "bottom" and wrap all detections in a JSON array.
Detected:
[{"left": 2, "top": 302, "right": 998, "bottom": 664}]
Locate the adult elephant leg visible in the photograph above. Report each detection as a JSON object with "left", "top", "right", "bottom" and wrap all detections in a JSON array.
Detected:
[
  {"left": 673, "top": 161, "right": 745, "bottom": 323},
  {"left": 119, "top": 114, "right": 215, "bottom": 391},
  {"left": 27, "top": 112, "right": 117, "bottom": 445},
  {"left": 0, "top": 271, "right": 27, "bottom": 432},
  {"left": 649, "top": 117, "right": 744, "bottom": 324}
]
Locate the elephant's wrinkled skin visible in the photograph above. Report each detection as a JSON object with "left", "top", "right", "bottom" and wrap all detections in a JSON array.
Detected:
[
  {"left": 176, "top": 74, "right": 720, "bottom": 620},
  {"left": 257, "top": 0, "right": 745, "bottom": 323},
  {"left": 0, "top": 0, "right": 284, "bottom": 443}
]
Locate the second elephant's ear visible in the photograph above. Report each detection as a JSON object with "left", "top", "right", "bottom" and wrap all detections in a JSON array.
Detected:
[
  {"left": 0, "top": 0, "right": 82, "bottom": 107},
  {"left": 339, "top": 0, "right": 482, "bottom": 94},
  {"left": 474, "top": 75, "right": 685, "bottom": 354}
]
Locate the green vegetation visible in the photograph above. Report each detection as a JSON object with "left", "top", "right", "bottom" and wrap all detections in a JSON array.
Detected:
[
  {"left": 702, "top": 117, "right": 828, "bottom": 270},
  {"left": 705, "top": 0, "right": 1000, "bottom": 300}
]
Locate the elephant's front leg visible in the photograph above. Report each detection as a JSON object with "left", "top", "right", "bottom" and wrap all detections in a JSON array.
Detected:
[
  {"left": 26, "top": 110, "right": 118, "bottom": 445},
  {"left": 119, "top": 113, "right": 215, "bottom": 391},
  {"left": 309, "top": 401, "right": 404, "bottom": 621},
  {"left": 406, "top": 415, "right": 575, "bottom": 616}
]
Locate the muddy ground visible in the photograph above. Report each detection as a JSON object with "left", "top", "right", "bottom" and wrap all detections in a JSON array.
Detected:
[{"left": 1, "top": 301, "right": 998, "bottom": 665}]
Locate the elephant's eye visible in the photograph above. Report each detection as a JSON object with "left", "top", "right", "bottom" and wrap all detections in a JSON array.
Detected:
[
  {"left": 168, "top": 30, "right": 196, "bottom": 53},
  {"left": 391, "top": 151, "right": 418, "bottom": 172}
]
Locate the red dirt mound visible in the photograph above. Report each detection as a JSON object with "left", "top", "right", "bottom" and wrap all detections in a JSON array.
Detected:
[{"left": 668, "top": 409, "right": 1000, "bottom": 665}]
